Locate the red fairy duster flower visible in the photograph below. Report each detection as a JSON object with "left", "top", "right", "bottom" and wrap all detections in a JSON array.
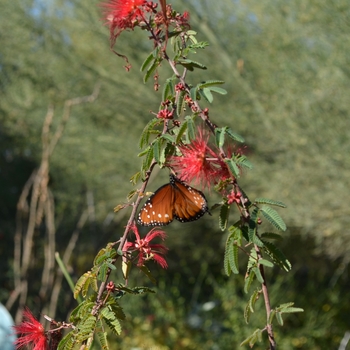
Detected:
[
  {"left": 168, "top": 128, "right": 215, "bottom": 189},
  {"left": 13, "top": 308, "right": 48, "bottom": 350},
  {"left": 101, "top": 0, "right": 145, "bottom": 45},
  {"left": 124, "top": 224, "right": 168, "bottom": 268},
  {"left": 168, "top": 128, "right": 234, "bottom": 189}
]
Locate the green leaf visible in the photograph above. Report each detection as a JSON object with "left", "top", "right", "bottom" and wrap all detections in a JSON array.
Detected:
[
  {"left": 81, "top": 273, "right": 96, "bottom": 298},
  {"left": 224, "top": 227, "right": 241, "bottom": 275},
  {"left": 139, "top": 118, "right": 160, "bottom": 149},
  {"left": 186, "top": 30, "right": 197, "bottom": 36},
  {"left": 248, "top": 220, "right": 264, "bottom": 247},
  {"left": 140, "top": 49, "right": 158, "bottom": 72},
  {"left": 244, "top": 302, "right": 251, "bottom": 324},
  {"left": 74, "top": 272, "right": 91, "bottom": 299},
  {"left": 126, "top": 189, "right": 137, "bottom": 201},
  {"left": 230, "top": 242, "right": 239, "bottom": 275},
  {"left": 249, "top": 289, "right": 260, "bottom": 313},
  {"left": 262, "top": 240, "right": 292, "bottom": 272},
  {"left": 139, "top": 265, "right": 157, "bottom": 284},
  {"left": 175, "top": 120, "right": 188, "bottom": 143},
  {"left": 137, "top": 146, "right": 150, "bottom": 157},
  {"left": 208, "top": 86, "right": 227, "bottom": 95},
  {"left": 189, "top": 86, "right": 198, "bottom": 101},
  {"left": 224, "top": 158, "right": 240, "bottom": 178},
  {"left": 105, "top": 298, "right": 126, "bottom": 320},
  {"left": 162, "top": 77, "right": 175, "bottom": 101},
  {"left": 130, "top": 171, "right": 141, "bottom": 186},
  {"left": 259, "top": 258, "right": 274, "bottom": 268},
  {"left": 241, "top": 225, "right": 249, "bottom": 242},
  {"left": 131, "top": 286, "right": 156, "bottom": 295},
  {"left": 281, "top": 306, "right": 304, "bottom": 313},
  {"left": 219, "top": 203, "right": 230, "bottom": 231},
  {"left": 214, "top": 128, "right": 221, "bottom": 148},
  {"left": 57, "top": 331, "right": 75, "bottom": 350},
  {"left": 142, "top": 146, "right": 154, "bottom": 172},
  {"left": 70, "top": 301, "right": 95, "bottom": 323},
  {"left": 240, "top": 328, "right": 263, "bottom": 347},
  {"left": 143, "top": 57, "right": 160, "bottom": 83},
  {"left": 255, "top": 197, "right": 287, "bottom": 208},
  {"left": 223, "top": 242, "right": 232, "bottom": 276},
  {"left": 252, "top": 267, "right": 264, "bottom": 283},
  {"left": 188, "top": 41, "right": 209, "bottom": 49},
  {"left": 176, "top": 90, "right": 186, "bottom": 117},
  {"left": 105, "top": 261, "right": 117, "bottom": 270},
  {"left": 152, "top": 139, "right": 161, "bottom": 165},
  {"left": 95, "top": 320, "right": 109, "bottom": 350},
  {"left": 244, "top": 289, "right": 260, "bottom": 323},
  {"left": 278, "top": 302, "right": 304, "bottom": 314},
  {"left": 260, "top": 232, "right": 283, "bottom": 240},
  {"left": 268, "top": 309, "right": 276, "bottom": 324},
  {"left": 116, "top": 285, "right": 155, "bottom": 295},
  {"left": 225, "top": 128, "right": 245, "bottom": 143},
  {"left": 98, "top": 264, "right": 108, "bottom": 281},
  {"left": 244, "top": 270, "right": 255, "bottom": 294},
  {"left": 185, "top": 115, "right": 196, "bottom": 141},
  {"left": 102, "top": 308, "right": 122, "bottom": 336},
  {"left": 215, "top": 127, "right": 226, "bottom": 148},
  {"left": 160, "top": 133, "right": 175, "bottom": 143},
  {"left": 234, "top": 154, "right": 253, "bottom": 170},
  {"left": 178, "top": 59, "right": 207, "bottom": 71},
  {"left": 153, "top": 135, "right": 174, "bottom": 167},
  {"left": 260, "top": 205, "right": 287, "bottom": 231},
  {"left": 94, "top": 248, "right": 117, "bottom": 266},
  {"left": 197, "top": 80, "right": 225, "bottom": 89},
  {"left": 276, "top": 311, "right": 284, "bottom": 326},
  {"left": 76, "top": 315, "right": 96, "bottom": 342},
  {"left": 199, "top": 87, "right": 213, "bottom": 103},
  {"left": 269, "top": 303, "right": 303, "bottom": 325}
]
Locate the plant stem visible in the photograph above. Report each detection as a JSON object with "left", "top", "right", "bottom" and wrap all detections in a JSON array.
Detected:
[{"left": 255, "top": 244, "right": 276, "bottom": 349}]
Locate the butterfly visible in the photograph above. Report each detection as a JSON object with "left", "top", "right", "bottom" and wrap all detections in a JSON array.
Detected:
[{"left": 137, "top": 174, "right": 210, "bottom": 226}]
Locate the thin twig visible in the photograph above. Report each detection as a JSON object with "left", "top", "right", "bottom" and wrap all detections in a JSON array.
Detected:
[
  {"left": 255, "top": 244, "right": 276, "bottom": 350},
  {"left": 47, "top": 209, "right": 89, "bottom": 319},
  {"left": 40, "top": 190, "right": 56, "bottom": 301}
]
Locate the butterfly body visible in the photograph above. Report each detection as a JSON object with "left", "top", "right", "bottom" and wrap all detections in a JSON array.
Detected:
[{"left": 138, "top": 175, "right": 209, "bottom": 226}]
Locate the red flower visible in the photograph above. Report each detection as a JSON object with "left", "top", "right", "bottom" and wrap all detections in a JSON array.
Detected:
[
  {"left": 124, "top": 224, "right": 168, "bottom": 268},
  {"left": 13, "top": 308, "right": 48, "bottom": 350},
  {"left": 101, "top": 0, "right": 146, "bottom": 45},
  {"left": 227, "top": 189, "right": 242, "bottom": 205},
  {"left": 168, "top": 128, "right": 235, "bottom": 189}
]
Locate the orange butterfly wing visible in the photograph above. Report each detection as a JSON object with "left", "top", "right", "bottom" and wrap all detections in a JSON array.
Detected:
[
  {"left": 172, "top": 178, "right": 209, "bottom": 222},
  {"left": 137, "top": 183, "right": 175, "bottom": 226}
]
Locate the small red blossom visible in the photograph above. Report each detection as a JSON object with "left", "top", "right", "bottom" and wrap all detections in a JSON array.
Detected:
[
  {"left": 101, "top": 0, "right": 146, "bottom": 45},
  {"left": 124, "top": 224, "right": 168, "bottom": 268},
  {"left": 175, "top": 83, "right": 186, "bottom": 92},
  {"left": 106, "top": 281, "right": 116, "bottom": 291},
  {"left": 13, "top": 308, "right": 48, "bottom": 350},
  {"left": 227, "top": 190, "right": 242, "bottom": 205},
  {"left": 157, "top": 109, "right": 173, "bottom": 119}
]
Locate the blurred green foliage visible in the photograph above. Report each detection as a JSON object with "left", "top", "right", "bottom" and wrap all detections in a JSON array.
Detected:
[{"left": 1, "top": 0, "right": 350, "bottom": 348}]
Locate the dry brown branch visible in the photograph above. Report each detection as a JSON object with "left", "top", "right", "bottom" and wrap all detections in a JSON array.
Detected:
[
  {"left": 9, "top": 84, "right": 101, "bottom": 323},
  {"left": 47, "top": 209, "right": 89, "bottom": 320},
  {"left": 13, "top": 170, "right": 38, "bottom": 291},
  {"left": 40, "top": 190, "right": 56, "bottom": 300}
]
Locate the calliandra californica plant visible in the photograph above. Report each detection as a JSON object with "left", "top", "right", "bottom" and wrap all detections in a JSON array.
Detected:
[{"left": 14, "top": 1, "right": 303, "bottom": 349}]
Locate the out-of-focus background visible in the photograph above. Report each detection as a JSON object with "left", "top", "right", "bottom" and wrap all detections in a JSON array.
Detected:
[{"left": 1, "top": 0, "right": 349, "bottom": 349}]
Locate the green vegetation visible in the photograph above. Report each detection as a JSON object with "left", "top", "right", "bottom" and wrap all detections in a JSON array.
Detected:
[{"left": 1, "top": 0, "right": 349, "bottom": 348}]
